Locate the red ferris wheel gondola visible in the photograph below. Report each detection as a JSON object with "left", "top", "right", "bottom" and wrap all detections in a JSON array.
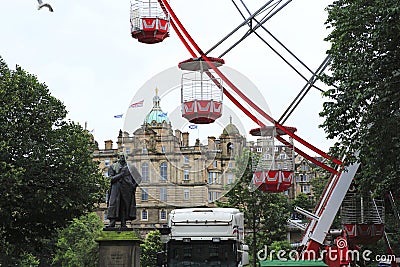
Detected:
[
  {"left": 250, "top": 125, "right": 297, "bottom": 193},
  {"left": 179, "top": 57, "right": 225, "bottom": 124},
  {"left": 130, "top": 0, "right": 170, "bottom": 44},
  {"left": 341, "top": 192, "right": 385, "bottom": 245}
]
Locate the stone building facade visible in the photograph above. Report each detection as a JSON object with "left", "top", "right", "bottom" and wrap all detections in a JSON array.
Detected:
[{"left": 93, "top": 91, "right": 246, "bottom": 233}]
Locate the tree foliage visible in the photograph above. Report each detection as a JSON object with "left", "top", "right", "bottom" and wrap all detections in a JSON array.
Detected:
[
  {"left": 290, "top": 192, "right": 314, "bottom": 213},
  {"left": 140, "top": 230, "right": 163, "bottom": 267},
  {"left": 0, "top": 56, "right": 108, "bottom": 264},
  {"left": 52, "top": 212, "right": 103, "bottom": 267},
  {"left": 320, "top": 0, "right": 400, "bottom": 196},
  {"left": 218, "top": 149, "right": 290, "bottom": 266}
]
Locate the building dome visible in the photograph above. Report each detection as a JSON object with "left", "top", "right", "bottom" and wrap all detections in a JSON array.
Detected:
[
  {"left": 145, "top": 89, "right": 170, "bottom": 125},
  {"left": 222, "top": 123, "right": 240, "bottom": 136}
]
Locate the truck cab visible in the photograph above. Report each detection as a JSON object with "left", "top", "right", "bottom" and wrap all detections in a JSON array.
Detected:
[{"left": 159, "top": 208, "right": 249, "bottom": 266}]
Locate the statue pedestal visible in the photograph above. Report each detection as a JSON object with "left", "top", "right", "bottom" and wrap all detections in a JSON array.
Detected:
[{"left": 97, "top": 229, "right": 142, "bottom": 267}]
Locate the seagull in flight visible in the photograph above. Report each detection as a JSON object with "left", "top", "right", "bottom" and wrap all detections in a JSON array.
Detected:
[{"left": 37, "top": 0, "right": 53, "bottom": 12}]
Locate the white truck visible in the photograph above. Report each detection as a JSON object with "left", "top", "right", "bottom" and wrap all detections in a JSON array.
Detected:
[{"left": 158, "top": 208, "right": 249, "bottom": 267}]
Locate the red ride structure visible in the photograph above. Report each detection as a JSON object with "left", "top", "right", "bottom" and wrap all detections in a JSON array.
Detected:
[{"left": 135, "top": 1, "right": 398, "bottom": 266}]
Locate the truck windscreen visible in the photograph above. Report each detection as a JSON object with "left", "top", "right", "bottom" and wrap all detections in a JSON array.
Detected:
[{"left": 167, "top": 240, "right": 237, "bottom": 267}]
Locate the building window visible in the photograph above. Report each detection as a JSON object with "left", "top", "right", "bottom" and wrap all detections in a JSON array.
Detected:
[
  {"left": 256, "top": 147, "right": 262, "bottom": 153},
  {"left": 227, "top": 142, "right": 233, "bottom": 153},
  {"left": 227, "top": 173, "right": 234, "bottom": 184},
  {"left": 228, "top": 162, "right": 233, "bottom": 168},
  {"left": 160, "top": 188, "right": 167, "bottom": 202},
  {"left": 208, "top": 191, "right": 221, "bottom": 202},
  {"left": 104, "top": 159, "right": 110, "bottom": 167},
  {"left": 125, "top": 147, "right": 131, "bottom": 154},
  {"left": 160, "top": 162, "right": 168, "bottom": 180},
  {"left": 283, "top": 162, "right": 288, "bottom": 170},
  {"left": 184, "top": 155, "right": 189, "bottom": 164},
  {"left": 161, "top": 146, "right": 166, "bottom": 153},
  {"left": 142, "top": 163, "right": 149, "bottom": 181},
  {"left": 160, "top": 210, "right": 167, "bottom": 220},
  {"left": 302, "top": 164, "right": 309, "bottom": 171},
  {"left": 184, "top": 170, "right": 189, "bottom": 180},
  {"left": 301, "top": 185, "right": 311, "bottom": 194},
  {"left": 184, "top": 189, "right": 190, "bottom": 200},
  {"left": 141, "top": 210, "right": 148, "bottom": 221},
  {"left": 208, "top": 172, "right": 220, "bottom": 184},
  {"left": 212, "top": 160, "right": 218, "bottom": 168},
  {"left": 141, "top": 188, "right": 148, "bottom": 201},
  {"left": 142, "top": 146, "right": 147, "bottom": 153}
]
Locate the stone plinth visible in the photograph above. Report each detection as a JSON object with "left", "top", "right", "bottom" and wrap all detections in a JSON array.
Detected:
[{"left": 97, "top": 229, "right": 142, "bottom": 267}]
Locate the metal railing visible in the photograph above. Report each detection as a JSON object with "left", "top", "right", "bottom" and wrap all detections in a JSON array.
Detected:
[
  {"left": 130, "top": 0, "right": 169, "bottom": 30},
  {"left": 181, "top": 72, "right": 223, "bottom": 102},
  {"left": 341, "top": 192, "right": 384, "bottom": 224}
]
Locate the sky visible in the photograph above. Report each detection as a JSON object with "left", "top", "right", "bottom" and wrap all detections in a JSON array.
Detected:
[{"left": 0, "top": 0, "right": 335, "bottom": 156}]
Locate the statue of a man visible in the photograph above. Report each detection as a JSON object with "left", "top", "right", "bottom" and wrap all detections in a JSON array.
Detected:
[{"left": 106, "top": 154, "right": 141, "bottom": 228}]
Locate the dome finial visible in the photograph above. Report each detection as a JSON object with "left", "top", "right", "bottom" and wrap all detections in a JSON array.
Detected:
[{"left": 153, "top": 87, "right": 161, "bottom": 108}]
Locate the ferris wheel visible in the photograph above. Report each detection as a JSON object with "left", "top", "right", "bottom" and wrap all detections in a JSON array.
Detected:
[
  {"left": 130, "top": 0, "right": 336, "bottom": 191},
  {"left": 129, "top": 1, "right": 396, "bottom": 265}
]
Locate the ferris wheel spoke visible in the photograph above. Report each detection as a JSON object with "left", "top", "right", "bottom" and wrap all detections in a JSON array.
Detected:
[
  {"left": 278, "top": 55, "right": 331, "bottom": 125},
  {"left": 214, "top": 0, "right": 290, "bottom": 57},
  {"left": 231, "top": 0, "right": 325, "bottom": 93},
  {"left": 205, "top": 0, "right": 275, "bottom": 56},
  {"left": 230, "top": 0, "right": 247, "bottom": 20}
]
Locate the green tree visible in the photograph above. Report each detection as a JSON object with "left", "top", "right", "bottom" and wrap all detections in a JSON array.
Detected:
[
  {"left": 321, "top": 0, "right": 400, "bottom": 196},
  {"left": 0, "top": 56, "right": 108, "bottom": 264},
  {"left": 321, "top": 1, "right": 400, "bottom": 255},
  {"left": 52, "top": 212, "right": 103, "bottom": 267},
  {"left": 290, "top": 192, "right": 314, "bottom": 212},
  {"left": 140, "top": 230, "right": 163, "bottom": 267},
  {"left": 268, "top": 240, "right": 292, "bottom": 260},
  {"left": 218, "top": 149, "right": 290, "bottom": 267}
]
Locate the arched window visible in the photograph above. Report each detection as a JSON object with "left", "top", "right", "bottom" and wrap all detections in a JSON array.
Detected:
[
  {"left": 160, "top": 162, "right": 168, "bottom": 180},
  {"left": 142, "top": 162, "right": 149, "bottom": 181},
  {"left": 227, "top": 142, "right": 233, "bottom": 153}
]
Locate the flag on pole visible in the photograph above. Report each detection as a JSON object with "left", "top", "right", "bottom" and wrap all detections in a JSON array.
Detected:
[
  {"left": 130, "top": 100, "right": 144, "bottom": 108},
  {"left": 188, "top": 124, "right": 198, "bottom": 130},
  {"left": 113, "top": 114, "right": 123, "bottom": 118},
  {"left": 158, "top": 112, "right": 168, "bottom": 117}
]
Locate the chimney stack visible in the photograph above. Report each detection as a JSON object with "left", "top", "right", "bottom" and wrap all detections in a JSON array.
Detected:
[
  {"left": 105, "top": 140, "right": 113, "bottom": 150},
  {"left": 182, "top": 132, "right": 189, "bottom": 147},
  {"left": 208, "top": 136, "right": 215, "bottom": 150}
]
